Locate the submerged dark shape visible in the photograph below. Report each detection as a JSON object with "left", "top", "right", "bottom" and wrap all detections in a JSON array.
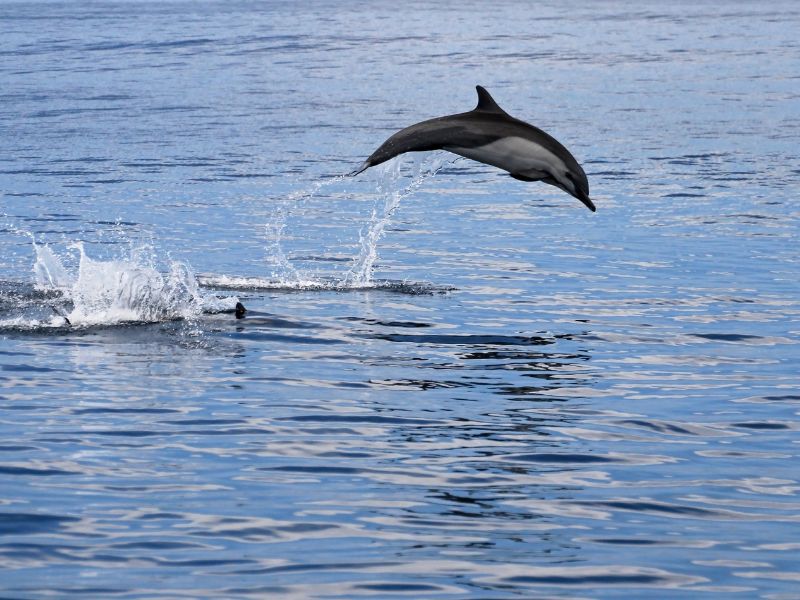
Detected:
[
  {"left": 235, "top": 302, "right": 247, "bottom": 319},
  {"left": 352, "top": 86, "right": 595, "bottom": 212}
]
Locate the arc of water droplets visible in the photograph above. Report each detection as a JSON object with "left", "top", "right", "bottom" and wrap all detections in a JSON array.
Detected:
[
  {"left": 265, "top": 155, "right": 451, "bottom": 288},
  {"left": 344, "top": 154, "right": 451, "bottom": 286},
  {"left": 343, "top": 154, "right": 458, "bottom": 287},
  {"left": 265, "top": 155, "right": 450, "bottom": 287},
  {"left": 264, "top": 174, "right": 349, "bottom": 284}
]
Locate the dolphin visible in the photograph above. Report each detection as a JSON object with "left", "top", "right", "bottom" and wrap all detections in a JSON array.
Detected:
[{"left": 352, "top": 86, "right": 595, "bottom": 212}]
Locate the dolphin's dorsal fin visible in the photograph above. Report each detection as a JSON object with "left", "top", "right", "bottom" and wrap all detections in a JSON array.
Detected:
[{"left": 474, "top": 86, "right": 508, "bottom": 115}]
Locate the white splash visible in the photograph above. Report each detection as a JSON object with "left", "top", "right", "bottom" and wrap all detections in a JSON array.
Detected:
[
  {"left": 29, "top": 240, "right": 237, "bottom": 327},
  {"left": 33, "top": 243, "right": 72, "bottom": 290}
]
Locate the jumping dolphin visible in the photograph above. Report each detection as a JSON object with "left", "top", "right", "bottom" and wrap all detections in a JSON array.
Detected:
[{"left": 352, "top": 86, "right": 595, "bottom": 212}]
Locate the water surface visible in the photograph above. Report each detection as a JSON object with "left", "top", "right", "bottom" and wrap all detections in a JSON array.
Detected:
[{"left": 1, "top": 1, "right": 799, "bottom": 598}]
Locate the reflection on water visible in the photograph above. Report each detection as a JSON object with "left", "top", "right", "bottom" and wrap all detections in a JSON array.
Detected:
[{"left": 1, "top": 0, "right": 800, "bottom": 598}]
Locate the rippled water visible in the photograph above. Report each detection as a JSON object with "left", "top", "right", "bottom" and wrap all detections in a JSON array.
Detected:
[{"left": 2, "top": 1, "right": 799, "bottom": 598}]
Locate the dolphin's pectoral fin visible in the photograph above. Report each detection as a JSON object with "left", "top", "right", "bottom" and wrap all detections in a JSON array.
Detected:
[
  {"left": 510, "top": 173, "right": 538, "bottom": 182},
  {"left": 510, "top": 170, "right": 547, "bottom": 182}
]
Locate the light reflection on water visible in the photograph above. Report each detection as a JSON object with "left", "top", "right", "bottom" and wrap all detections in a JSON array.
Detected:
[{"left": 1, "top": 0, "right": 800, "bottom": 598}]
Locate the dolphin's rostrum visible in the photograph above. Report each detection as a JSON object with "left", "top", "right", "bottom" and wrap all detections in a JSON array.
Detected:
[{"left": 352, "top": 86, "right": 595, "bottom": 212}]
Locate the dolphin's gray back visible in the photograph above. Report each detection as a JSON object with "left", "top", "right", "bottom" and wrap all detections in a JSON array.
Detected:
[
  {"left": 364, "top": 111, "right": 585, "bottom": 182},
  {"left": 363, "top": 114, "right": 490, "bottom": 167}
]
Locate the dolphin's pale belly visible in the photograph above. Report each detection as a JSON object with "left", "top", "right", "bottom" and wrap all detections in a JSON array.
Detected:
[{"left": 445, "top": 136, "right": 565, "bottom": 178}]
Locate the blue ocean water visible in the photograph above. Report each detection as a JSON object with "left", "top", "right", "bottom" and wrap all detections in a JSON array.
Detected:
[{"left": 1, "top": 1, "right": 799, "bottom": 598}]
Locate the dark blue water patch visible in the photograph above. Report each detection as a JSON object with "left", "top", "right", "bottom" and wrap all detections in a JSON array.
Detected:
[
  {"left": 1, "top": 364, "right": 61, "bottom": 373},
  {"left": 370, "top": 378, "right": 475, "bottom": 390},
  {"left": 0, "top": 465, "right": 76, "bottom": 476},
  {"left": 354, "top": 582, "right": 452, "bottom": 593},
  {"left": 370, "top": 333, "right": 556, "bottom": 346},
  {"left": 237, "top": 560, "right": 400, "bottom": 575},
  {"left": 0, "top": 512, "right": 79, "bottom": 535},
  {"left": 144, "top": 105, "right": 211, "bottom": 113},
  {"left": 136, "top": 513, "right": 184, "bottom": 521},
  {"left": 729, "top": 213, "right": 779, "bottom": 220},
  {"left": 581, "top": 500, "right": 736, "bottom": 519},
  {"left": 0, "top": 445, "right": 37, "bottom": 451},
  {"left": 0, "top": 404, "right": 49, "bottom": 412},
  {"left": 110, "top": 541, "right": 209, "bottom": 550},
  {"left": 691, "top": 333, "right": 765, "bottom": 342},
  {"left": 264, "top": 465, "right": 362, "bottom": 475},
  {"left": 71, "top": 407, "right": 181, "bottom": 415},
  {"left": 317, "top": 451, "right": 374, "bottom": 458},
  {"left": 294, "top": 427, "right": 365, "bottom": 435},
  {"left": 763, "top": 395, "right": 800, "bottom": 402},
  {"left": 503, "top": 453, "right": 625, "bottom": 464},
  {"left": 71, "top": 427, "right": 274, "bottom": 438},
  {"left": 614, "top": 419, "right": 703, "bottom": 436},
  {"left": 173, "top": 427, "right": 274, "bottom": 436},
  {"left": 278, "top": 414, "right": 437, "bottom": 425},
  {"left": 215, "top": 587, "right": 293, "bottom": 597},
  {"left": 501, "top": 573, "right": 672, "bottom": 586},
  {"left": 19, "top": 212, "right": 79, "bottom": 221},
  {"left": 733, "top": 422, "right": 791, "bottom": 430},
  {"left": 28, "top": 108, "right": 124, "bottom": 119},
  {"left": 163, "top": 418, "right": 244, "bottom": 426},
  {"left": 581, "top": 538, "right": 670, "bottom": 545},
  {"left": 150, "top": 557, "right": 258, "bottom": 568},
  {"left": 0, "top": 541, "right": 84, "bottom": 561},
  {"left": 662, "top": 192, "right": 706, "bottom": 198},
  {"left": 192, "top": 522, "right": 339, "bottom": 540},
  {"left": 341, "top": 316, "right": 432, "bottom": 328},
  {"left": 460, "top": 350, "right": 572, "bottom": 360},
  {"left": 83, "top": 38, "right": 216, "bottom": 53},
  {"left": 333, "top": 381, "right": 372, "bottom": 389},
  {"left": 1, "top": 192, "right": 48, "bottom": 198},
  {"left": 77, "top": 430, "right": 161, "bottom": 437},
  {"left": 497, "top": 384, "right": 574, "bottom": 397}
]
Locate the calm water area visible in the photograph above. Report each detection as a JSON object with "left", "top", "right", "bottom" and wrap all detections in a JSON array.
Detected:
[{"left": 1, "top": 1, "right": 799, "bottom": 598}]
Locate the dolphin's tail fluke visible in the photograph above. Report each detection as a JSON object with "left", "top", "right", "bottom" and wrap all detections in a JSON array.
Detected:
[{"left": 349, "top": 160, "right": 371, "bottom": 177}]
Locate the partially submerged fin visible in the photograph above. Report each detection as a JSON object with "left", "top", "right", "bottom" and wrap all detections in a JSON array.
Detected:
[
  {"left": 474, "top": 86, "right": 509, "bottom": 115},
  {"left": 235, "top": 302, "right": 247, "bottom": 319},
  {"left": 51, "top": 306, "right": 71, "bottom": 326}
]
